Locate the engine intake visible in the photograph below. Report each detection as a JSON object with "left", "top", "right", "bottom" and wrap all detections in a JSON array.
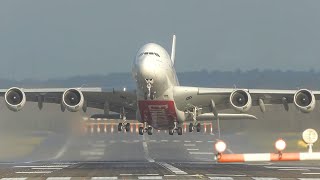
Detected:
[
  {"left": 5, "top": 87, "right": 26, "bottom": 111},
  {"left": 62, "top": 88, "right": 84, "bottom": 112},
  {"left": 294, "top": 89, "right": 315, "bottom": 113},
  {"left": 230, "top": 89, "right": 252, "bottom": 112}
]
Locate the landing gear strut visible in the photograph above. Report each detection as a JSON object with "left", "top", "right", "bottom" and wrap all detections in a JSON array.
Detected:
[
  {"left": 145, "top": 79, "right": 155, "bottom": 100},
  {"left": 189, "top": 122, "right": 201, "bottom": 132},
  {"left": 139, "top": 122, "right": 153, "bottom": 135},
  {"left": 117, "top": 107, "right": 130, "bottom": 132},
  {"left": 169, "top": 122, "right": 182, "bottom": 135}
]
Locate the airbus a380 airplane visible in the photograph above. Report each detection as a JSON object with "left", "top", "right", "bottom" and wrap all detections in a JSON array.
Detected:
[{"left": 1, "top": 35, "right": 319, "bottom": 135}]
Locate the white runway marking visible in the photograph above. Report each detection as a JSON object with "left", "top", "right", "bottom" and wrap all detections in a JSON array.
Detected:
[
  {"left": 298, "top": 178, "right": 320, "bottom": 180},
  {"left": 206, "top": 174, "right": 246, "bottom": 177},
  {"left": 173, "top": 140, "right": 180, "bottom": 142},
  {"left": 196, "top": 141, "right": 203, "bottom": 143},
  {"left": 1, "top": 178, "right": 27, "bottom": 180},
  {"left": 142, "top": 135, "right": 155, "bottom": 162},
  {"left": 32, "top": 168, "right": 63, "bottom": 170},
  {"left": 189, "top": 152, "right": 214, "bottom": 155},
  {"left": 187, "top": 148, "right": 199, "bottom": 151},
  {"left": 161, "top": 140, "right": 168, "bottom": 142},
  {"left": 184, "top": 144, "right": 196, "bottom": 146},
  {"left": 91, "top": 177, "right": 118, "bottom": 180},
  {"left": 138, "top": 176, "right": 162, "bottom": 179},
  {"left": 14, "top": 165, "right": 69, "bottom": 168},
  {"left": 208, "top": 140, "right": 215, "bottom": 143},
  {"left": 264, "top": 166, "right": 320, "bottom": 170},
  {"left": 184, "top": 140, "right": 191, "bottom": 142},
  {"left": 252, "top": 178, "right": 280, "bottom": 180},
  {"left": 208, "top": 177, "right": 233, "bottom": 180},
  {"left": 15, "top": 171, "right": 53, "bottom": 174},
  {"left": 157, "top": 162, "right": 187, "bottom": 175},
  {"left": 46, "top": 177, "right": 71, "bottom": 180},
  {"left": 302, "top": 172, "right": 320, "bottom": 175},
  {"left": 133, "top": 140, "right": 140, "bottom": 143},
  {"left": 278, "top": 169, "right": 309, "bottom": 171}
]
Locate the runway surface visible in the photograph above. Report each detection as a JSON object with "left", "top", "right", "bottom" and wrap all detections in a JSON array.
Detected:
[{"left": 0, "top": 121, "right": 320, "bottom": 179}]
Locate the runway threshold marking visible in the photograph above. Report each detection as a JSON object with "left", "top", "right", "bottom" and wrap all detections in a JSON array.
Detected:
[
  {"left": 302, "top": 172, "right": 320, "bottom": 175},
  {"left": 206, "top": 174, "right": 246, "bottom": 177},
  {"left": 157, "top": 162, "right": 187, "bottom": 175},
  {"left": 1, "top": 178, "right": 27, "bottom": 180},
  {"left": 187, "top": 148, "right": 199, "bottom": 151},
  {"left": 15, "top": 171, "right": 53, "bottom": 174},
  {"left": 31, "top": 167, "right": 63, "bottom": 170},
  {"left": 252, "top": 178, "right": 280, "bottom": 180},
  {"left": 91, "top": 177, "right": 118, "bottom": 180},
  {"left": 14, "top": 165, "right": 69, "bottom": 168}
]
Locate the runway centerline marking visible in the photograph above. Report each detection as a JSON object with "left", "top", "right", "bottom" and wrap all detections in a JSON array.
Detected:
[
  {"left": 32, "top": 168, "right": 63, "bottom": 170},
  {"left": 91, "top": 177, "right": 118, "bottom": 180},
  {"left": 14, "top": 165, "right": 69, "bottom": 168},
  {"left": 206, "top": 174, "right": 246, "bottom": 177},
  {"left": 187, "top": 148, "right": 199, "bottom": 151},
  {"left": 302, "top": 172, "right": 320, "bottom": 175},
  {"left": 1, "top": 178, "right": 27, "bottom": 180},
  {"left": 278, "top": 169, "right": 309, "bottom": 171},
  {"left": 252, "top": 178, "right": 280, "bottom": 180},
  {"left": 142, "top": 135, "right": 155, "bottom": 162}
]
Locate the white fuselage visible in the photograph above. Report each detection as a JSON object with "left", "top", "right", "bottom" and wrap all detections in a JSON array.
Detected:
[{"left": 132, "top": 43, "right": 182, "bottom": 129}]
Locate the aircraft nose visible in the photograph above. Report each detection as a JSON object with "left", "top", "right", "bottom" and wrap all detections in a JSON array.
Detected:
[{"left": 138, "top": 57, "right": 157, "bottom": 79}]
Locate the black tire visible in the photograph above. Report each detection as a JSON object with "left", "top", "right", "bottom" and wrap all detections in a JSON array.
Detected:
[
  {"left": 118, "top": 123, "right": 123, "bottom": 132},
  {"left": 177, "top": 127, "right": 182, "bottom": 135},
  {"left": 196, "top": 123, "right": 201, "bottom": 132},
  {"left": 139, "top": 127, "right": 144, "bottom": 135},
  {"left": 125, "top": 123, "right": 130, "bottom": 132},
  {"left": 169, "top": 129, "right": 174, "bottom": 135},
  {"left": 189, "top": 123, "right": 193, "bottom": 132},
  {"left": 147, "top": 127, "right": 153, "bottom": 135}
]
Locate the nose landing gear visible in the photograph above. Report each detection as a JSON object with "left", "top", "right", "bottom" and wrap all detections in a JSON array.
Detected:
[{"left": 169, "top": 122, "right": 183, "bottom": 135}]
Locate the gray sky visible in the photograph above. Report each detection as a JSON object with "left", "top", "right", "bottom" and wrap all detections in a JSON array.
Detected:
[{"left": 1, "top": 0, "right": 320, "bottom": 80}]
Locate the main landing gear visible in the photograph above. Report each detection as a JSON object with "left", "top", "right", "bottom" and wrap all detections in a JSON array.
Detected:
[
  {"left": 189, "top": 122, "right": 201, "bottom": 133},
  {"left": 169, "top": 122, "right": 183, "bottom": 135},
  {"left": 118, "top": 107, "right": 130, "bottom": 132},
  {"left": 139, "top": 122, "right": 153, "bottom": 135}
]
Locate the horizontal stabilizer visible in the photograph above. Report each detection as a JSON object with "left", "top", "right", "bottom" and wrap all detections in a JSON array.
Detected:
[{"left": 196, "top": 113, "right": 258, "bottom": 121}]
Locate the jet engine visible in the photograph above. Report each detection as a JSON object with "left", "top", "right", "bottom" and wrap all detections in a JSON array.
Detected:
[
  {"left": 229, "top": 89, "right": 252, "bottom": 112},
  {"left": 5, "top": 87, "right": 26, "bottom": 112},
  {"left": 62, "top": 88, "right": 84, "bottom": 112},
  {"left": 294, "top": 89, "right": 315, "bottom": 113}
]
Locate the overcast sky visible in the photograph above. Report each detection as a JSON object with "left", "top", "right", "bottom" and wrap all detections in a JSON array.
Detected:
[{"left": 0, "top": 0, "right": 320, "bottom": 80}]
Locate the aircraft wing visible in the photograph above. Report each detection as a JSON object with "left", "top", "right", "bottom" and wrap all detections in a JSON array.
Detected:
[
  {"left": 0, "top": 87, "right": 137, "bottom": 119},
  {"left": 173, "top": 86, "right": 320, "bottom": 114}
]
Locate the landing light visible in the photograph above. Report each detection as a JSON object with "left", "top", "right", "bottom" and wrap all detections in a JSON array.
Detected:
[
  {"left": 275, "top": 138, "right": 286, "bottom": 152},
  {"left": 215, "top": 140, "right": 227, "bottom": 153}
]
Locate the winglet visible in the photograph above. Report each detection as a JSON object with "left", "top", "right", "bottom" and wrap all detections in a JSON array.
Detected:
[{"left": 171, "top": 35, "right": 176, "bottom": 64}]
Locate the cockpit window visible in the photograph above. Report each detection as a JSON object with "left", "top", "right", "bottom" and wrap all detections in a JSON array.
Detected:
[{"left": 139, "top": 52, "right": 160, "bottom": 57}]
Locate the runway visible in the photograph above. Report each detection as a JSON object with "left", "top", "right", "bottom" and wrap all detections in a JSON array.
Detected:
[{"left": 0, "top": 121, "right": 320, "bottom": 179}]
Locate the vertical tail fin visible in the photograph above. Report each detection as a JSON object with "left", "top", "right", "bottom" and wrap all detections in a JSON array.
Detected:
[{"left": 171, "top": 35, "right": 176, "bottom": 64}]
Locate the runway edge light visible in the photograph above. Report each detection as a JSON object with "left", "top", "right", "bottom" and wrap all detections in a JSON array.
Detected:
[
  {"left": 275, "top": 138, "right": 286, "bottom": 154},
  {"left": 215, "top": 140, "right": 227, "bottom": 154}
]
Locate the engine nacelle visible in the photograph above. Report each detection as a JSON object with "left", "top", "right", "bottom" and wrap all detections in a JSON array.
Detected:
[
  {"left": 294, "top": 89, "right": 315, "bottom": 113},
  {"left": 229, "top": 89, "right": 252, "bottom": 112},
  {"left": 5, "top": 87, "right": 26, "bottom": 112},
  {"left": 62, "top": 88, "right": 84, "bottom": 112}
]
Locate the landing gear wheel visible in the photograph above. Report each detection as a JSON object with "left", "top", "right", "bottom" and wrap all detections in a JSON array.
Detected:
[
  {"left": 118, "top": 123, "right": 123, "bottom": 131},
  {"left": 177, "top": 127, "right": 182, "bottom": 135},
  {"left": 169, "top": 129, "right": 174, "bottom": 135},
  {"left": 196, "top": 123, "right": 201, "bottom": 132},
  {"left": 125, "top": 123, "right": 130, "bottom": 132},
  {"left": 147, "top": 127, "right": 153, "bottom": 135},
  {"left": 189, "top": 123, "right": 193, "bottom": 132},
  {"left": 139, "top": 127, "right": 144, "bottom": 135}
]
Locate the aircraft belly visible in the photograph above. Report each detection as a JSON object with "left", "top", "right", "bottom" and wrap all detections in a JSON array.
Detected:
[{"left": 138, "top": 100, "right": 177, "bottom": 130}]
